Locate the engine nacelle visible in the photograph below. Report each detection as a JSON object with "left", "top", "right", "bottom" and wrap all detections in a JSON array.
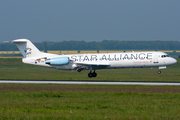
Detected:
[{"left": 45, "top": 57, "right": 69, "bottom": 65}]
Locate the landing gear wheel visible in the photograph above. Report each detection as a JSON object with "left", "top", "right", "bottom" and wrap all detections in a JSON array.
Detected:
[
  {"left": 88, "top": 72, "right": 93, "bottom": 78},
  {"left": 157, "top": 70, "right": 161, "bottom": 74},
  {"left": 88, "top": 70, "right": 97, "bottom": 78},
  {"left": 92, "top": 72, "right": 97, "bottom": 77}
]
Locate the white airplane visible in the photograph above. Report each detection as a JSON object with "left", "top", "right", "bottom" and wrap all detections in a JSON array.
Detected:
[{"left": 12, "top": 39, "right": 177, "bottom": 78}]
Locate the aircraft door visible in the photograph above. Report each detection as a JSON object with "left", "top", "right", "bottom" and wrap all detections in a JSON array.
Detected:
[
  {"left": 153, "top": 55, "right": 159, "bottom": 63},
  {"left": 160, "top": 55, "right": 166, "bottom": 65}
]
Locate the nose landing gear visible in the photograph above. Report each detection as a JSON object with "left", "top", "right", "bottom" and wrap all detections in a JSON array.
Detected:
[
  {"left": 88, "top": 70, "right": 97, "bottom": 78},
  {"left": 157, "top": 70, "right": 161, "bottom": 74}
]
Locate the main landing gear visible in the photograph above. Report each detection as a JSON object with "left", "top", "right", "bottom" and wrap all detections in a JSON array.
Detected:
[{"left": 88, "top": 70, "right": 97, "bottom": 78}]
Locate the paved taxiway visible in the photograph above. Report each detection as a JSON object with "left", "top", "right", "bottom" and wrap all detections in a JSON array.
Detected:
[{"left": 0, "top": 80, "right": 180, "bottom": 85}]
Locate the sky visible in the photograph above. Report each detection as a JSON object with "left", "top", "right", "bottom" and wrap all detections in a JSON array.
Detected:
[{"left": 0, "top": 0, "right": 180, "bottom": 42}]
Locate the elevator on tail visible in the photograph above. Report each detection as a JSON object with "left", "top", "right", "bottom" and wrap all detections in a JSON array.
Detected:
[{"left": 12, "top": 39, "right": 177, "bottom": 78}]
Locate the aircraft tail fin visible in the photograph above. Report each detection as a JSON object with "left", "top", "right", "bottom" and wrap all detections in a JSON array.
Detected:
[{"left": 12, "top": 39, "right": 43, "bottom": 58}]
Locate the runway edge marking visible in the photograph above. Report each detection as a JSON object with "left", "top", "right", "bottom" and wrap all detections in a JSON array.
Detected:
[{"left": 0, "top": 80, "right": 180, "bottom": 86}]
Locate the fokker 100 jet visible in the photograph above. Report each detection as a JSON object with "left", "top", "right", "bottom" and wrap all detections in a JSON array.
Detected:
[{"left": 11, "top": 39, "right": 177, "bottom": 78}]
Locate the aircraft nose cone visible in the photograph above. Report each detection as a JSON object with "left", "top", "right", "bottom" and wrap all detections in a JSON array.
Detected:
[{"left": 172, "top": 58, "right": 177, "bottom": 65}]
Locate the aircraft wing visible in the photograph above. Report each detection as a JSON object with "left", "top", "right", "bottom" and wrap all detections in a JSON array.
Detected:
[{"left": 75, "top": 62, "right": 110, "bottom": 70}]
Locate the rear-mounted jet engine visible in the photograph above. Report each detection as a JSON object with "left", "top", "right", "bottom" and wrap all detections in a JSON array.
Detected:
[{"left": 45, "top": 57, "right": 69, "bottom": 65}]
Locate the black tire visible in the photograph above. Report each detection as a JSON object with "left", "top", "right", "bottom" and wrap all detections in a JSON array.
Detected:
[
  {"left": 158, "top": 70, "right": 161, "bottom": 74},
  {"left": 88, "top": 73, "right": 93, "bottom": 78},
  {"left": 92, "top": 72, "right": 97, "bottom": 77}
]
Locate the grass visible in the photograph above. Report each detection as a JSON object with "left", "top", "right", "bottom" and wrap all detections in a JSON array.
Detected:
[
  {"left": 0, "top": 58, "right": 180, "bottom": 81},
  {"left": 0, "top": 84, "right": 180, "bottom": 119}
]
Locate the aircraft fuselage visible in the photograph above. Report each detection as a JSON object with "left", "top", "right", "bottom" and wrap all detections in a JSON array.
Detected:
[{"left": 23, "top": 51, "right": 177, "bottom": 71}]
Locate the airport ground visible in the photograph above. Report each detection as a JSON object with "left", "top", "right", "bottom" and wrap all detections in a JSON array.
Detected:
[
  {"left": 1, "top": 84, "right": 180, "bottom": 119},
  {"left": 0, "top": 58, "right": 180, "bottom": 119}
]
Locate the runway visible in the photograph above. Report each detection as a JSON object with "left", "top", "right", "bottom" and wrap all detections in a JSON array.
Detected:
[{"left": 0, "top": 80, "right": 180, "bottom": 85}]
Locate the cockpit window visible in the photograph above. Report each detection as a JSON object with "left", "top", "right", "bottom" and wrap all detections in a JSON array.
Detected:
[{"left": 161, "top": 55, "right": 169, "bottom": 58}]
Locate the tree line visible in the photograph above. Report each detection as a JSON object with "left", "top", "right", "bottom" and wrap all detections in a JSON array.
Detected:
[{"left": 0, "top": 40, "right": 180, "bottom": 51}]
